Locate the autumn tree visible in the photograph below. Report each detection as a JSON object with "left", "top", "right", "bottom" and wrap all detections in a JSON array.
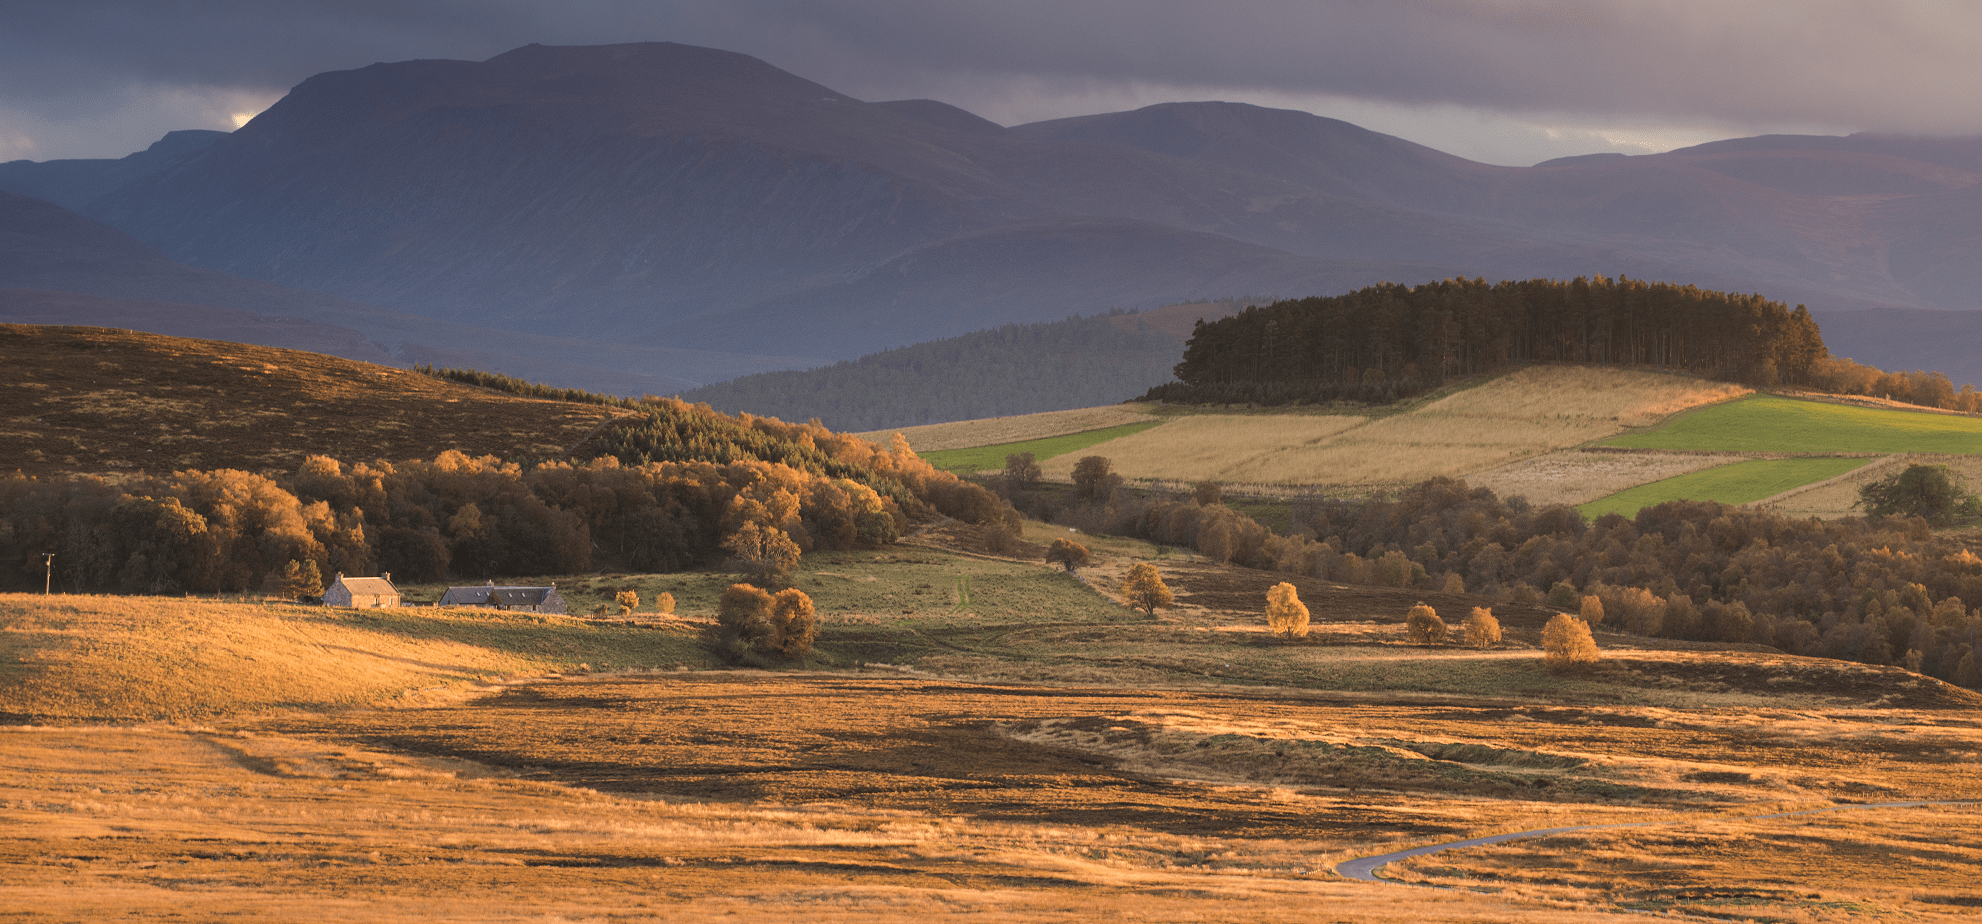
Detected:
[
  {"left": 722, "top": 521, "right": 802, "bottom": 586},
  {"left": 1542, "top": 612, "right": 1601, "bottom": 672},
  {"left": 1193, "top": 481, "right": 1223, "bottom": 506},
  {"left": 1265, "top": 582, "right": 1309, "bottom": 639},
  {"left": 1072, "top": 456, "right": 1122, "bottom": 503},
  {"left": 1405, "top": 602, "right": 1447, "bottom": 644},
  {"left": 614, "top": 589, "right": 639, "bottom": 615},
  {"left": 1121, "top": 563, "right": 1172, "bottom": 618},
  {"left": 1046, "top": 538, "right": 1092, "bottom": 574},
  {"left": 716, "top": 583, "right": 776, "bottom": 657},
  {"left": 1859, "top": 464, "right": 1982, "bottom": 525},
  {"left": 770, "top": 588, "right": 817, "bottom": 658},
  {"left": 655, "top": 591, "right": 676, "bottom": 616},
  {"left": 1004, "top": 452, "right": 1042, "bottom": 491},
  {"left": 1462, "top": 607, "right": 1502, "bottom": 650},
  {"left": 1579, "top": 595, "right": 1606, "bottom": 629}
]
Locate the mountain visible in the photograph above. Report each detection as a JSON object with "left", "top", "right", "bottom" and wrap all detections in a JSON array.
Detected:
[
  {"left": 0, "top": 130, "right": 226, "bottom": 212},
  {"left": 8, "top": 40, "right": 1982, "bottom": 388},
  {"left": 0, "top": 189, "right": 818, "bottom": 394}
]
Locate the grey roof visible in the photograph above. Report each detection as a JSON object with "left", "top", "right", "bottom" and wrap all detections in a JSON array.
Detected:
[
  {"left": 335, "top": 576, "right": 397, "bottom": 596},
  {"left": 442, "top": 585, "right": 556, "bottom": 606}
]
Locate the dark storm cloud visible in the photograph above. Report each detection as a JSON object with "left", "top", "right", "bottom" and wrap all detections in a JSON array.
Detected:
[{"left": 4, "top": 1, "right": 1978, "bottom": 161}]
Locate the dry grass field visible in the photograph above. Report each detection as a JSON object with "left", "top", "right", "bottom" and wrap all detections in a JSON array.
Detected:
[
  {"left": 5, "top": 524, "right": 1980, "bottom": 921},
  {"left": 1466, "top": 449, "right": 1749, "bottom": 507},
  {"left": 858, "top": 405, "right": 1159, "bottom": 452},
  {"left": 1759, "top": 452, "right": 1982, "bottom": 519},
  {"left": 1037, "top": 367, "right": 1748, "bottom": 488},
  {"left": 0, "top": 324, "right": 634, "bottom": 476}
]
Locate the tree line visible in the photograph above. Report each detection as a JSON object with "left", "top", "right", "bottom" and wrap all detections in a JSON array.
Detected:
[
  {"left": 1038, "top": 464, "right": 1982, "bottom": 690},
  {"left": 3, "top": 395, "right": 1012, "bottom": 594},
  {"left": 1147, "top": 276, "right": 1829, "bottom": 404}
]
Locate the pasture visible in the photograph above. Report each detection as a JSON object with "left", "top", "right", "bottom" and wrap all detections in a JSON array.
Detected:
[
  {"left": 857, "top": 404, "right": 1157, "bottom": 452},
  {"left": 1603, "top": 394, "right": 1982, "bottom": 454},
  {"left": 917, "top": 419, "right": 1164, "bottom": 473},
  {"left": 1036, "top": 367, "right": 1747, "bottom": 488},
  {"left": 1577, "top": 457, "right": 1873, "bottom": 520}
]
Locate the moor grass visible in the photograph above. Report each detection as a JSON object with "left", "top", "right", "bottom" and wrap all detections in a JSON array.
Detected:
[
  {"left": 1577, "top": 457, "right": 1873, "bottom": 520},
  {"left": 1603, "top": 393, "right": 1982, "bottom": 454},
  {"left": 0, "top": 324, "right": 632, "bottom": 476}
]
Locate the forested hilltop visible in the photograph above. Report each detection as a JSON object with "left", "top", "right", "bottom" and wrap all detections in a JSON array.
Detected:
[{"left": 1150, "top": 277, "right": 1837, "bottom": 405}]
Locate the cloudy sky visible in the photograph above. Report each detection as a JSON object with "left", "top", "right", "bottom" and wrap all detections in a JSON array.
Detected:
[{"left": 3, "top": 1, "right": 1978, "bottom": 166}]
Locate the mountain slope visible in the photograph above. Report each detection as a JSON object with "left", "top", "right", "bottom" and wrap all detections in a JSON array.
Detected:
[
  {"left": 0, "top": 190, "right": 814, "bottom": 393},
  {"left": 25, "top": 40, "right": 1982, "bottom": 378}
]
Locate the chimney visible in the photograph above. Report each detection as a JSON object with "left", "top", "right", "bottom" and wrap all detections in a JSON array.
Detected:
[{"left": 382, "top": 572, "right": 391, "bottom": 583}]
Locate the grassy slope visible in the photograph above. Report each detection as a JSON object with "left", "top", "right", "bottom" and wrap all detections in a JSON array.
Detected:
[
  {"left": 0, "top": 593, "right": 702, "bottom": 722},
  {"left": 1577, "top": 457, "right": 1873, "bottom": 519},
  {"left": 1602, "top": 394, "right": 1982, "bottom": 454},
  {"left": 0, "top": 324, "right": 631, "bottom": 476},
  {"left": 919, "top": 420, "right": 1163, "bottom": 473}
]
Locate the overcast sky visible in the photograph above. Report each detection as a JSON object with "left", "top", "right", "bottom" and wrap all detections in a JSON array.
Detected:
[{"left": 4, "top": 1, "right": 1979, "bottom": 166}]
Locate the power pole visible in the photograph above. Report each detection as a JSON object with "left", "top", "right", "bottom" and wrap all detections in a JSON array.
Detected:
[{"left": 42, "top": 553, "right": 54, "bottom": 595}]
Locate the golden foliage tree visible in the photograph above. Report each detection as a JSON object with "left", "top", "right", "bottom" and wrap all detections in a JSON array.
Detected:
[
  {"left": 655, "top": 591, "right": 676, "bottom": 616},
  {"left": 1579, "top": 594, "right": 1606, "bottom": 628},
  {"left": 770, "top": 588, "right": 817, "bottom": 658},
  {"left": 614, "top": 589, "right": 639, "bottom": 615},
  {"left": 1405, "top": 602, "right": 1447, "bottom": 644},
  {"left": 1121, "top": 563, "right": 1172, "bottom": 618},
  {"left": 1543, "top": 612, "right": 1601, "bottom": 672},
  {"left": 1265, "top": 581, "right": 1309, "bottom": 639},
  {"left": 717, "top": 583, "right": 776, "bottom": 656},
  {"left": 1462, "top": 606, "right": 1502, "bottom": 650},
  {"left": 722, "top": 521, "right": 801, "bottom": 586},
  {"left": 1046, "top": 538, "right": 1091, "bottom": 574}
]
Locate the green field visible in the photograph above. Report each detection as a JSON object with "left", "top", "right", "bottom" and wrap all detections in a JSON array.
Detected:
[
  {"left": 919, "top": 420, "right": 1164, "bottom": 473},
  {"left": 1578, "top": 457, "right": 1872, "bottom": 520},
  {"left": 1602, "top": 394, "right": 1982, "bottom": 454}
]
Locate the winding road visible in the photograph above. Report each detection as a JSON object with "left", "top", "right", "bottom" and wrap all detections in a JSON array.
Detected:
[{"left": 1334, "top": 799, "right": 1981, "bottom": 883}]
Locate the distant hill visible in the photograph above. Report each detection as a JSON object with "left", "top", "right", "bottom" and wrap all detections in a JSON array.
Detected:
[
  {"left": 0, "top": 189, "right": 816, "bottom": 394},
  {"left": 17, "top": 40, "right": 1972, "bottom": 374},
  {"left": 677, "top": 307, "right": 1198, "bottom": 430},
  {"left": 0, "top": 324, "right": 634, "bottom": 477}
]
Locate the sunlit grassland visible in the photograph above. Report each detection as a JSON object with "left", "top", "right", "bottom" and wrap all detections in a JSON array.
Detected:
[
  {"left": 1578, "top": 457, "right": 1872, "bottom": 520},
  {"left": 917, "top": 420, "right": 1164, "bottom": 473},
  {"left": 0, "top": 593, "right": 702, "bottom": 722},
  {"left": 1603, "top": 394, "right": 1982, "bottom": 454},
  {"left": 1035, "top": 367, "right": 1747, "bottom": 487}
]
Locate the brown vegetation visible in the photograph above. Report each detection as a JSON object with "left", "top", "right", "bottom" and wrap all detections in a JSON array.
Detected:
[{"left": 0, "top": 324, "right": 632, "bottom": 477}]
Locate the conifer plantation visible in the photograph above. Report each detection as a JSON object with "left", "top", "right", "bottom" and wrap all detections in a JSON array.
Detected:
[{"left": 1151, "top": 276, "right": 1827, "bottom": 404}]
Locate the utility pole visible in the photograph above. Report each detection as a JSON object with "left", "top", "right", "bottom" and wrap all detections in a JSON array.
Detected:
[{"left": 42, "top": 553, "right": 54, "bottom": 595}]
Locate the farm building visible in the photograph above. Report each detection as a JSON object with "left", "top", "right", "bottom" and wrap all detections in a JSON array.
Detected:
[
  {"left": 437, "top": 581, "right": 568, "bottom": 614},
  {"left": 324, "top": 573, "right": 400, "bottom": 608}
]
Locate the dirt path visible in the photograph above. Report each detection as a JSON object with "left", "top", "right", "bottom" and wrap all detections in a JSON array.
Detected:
[{"left": 1333, "top": 799, "right": 1982, "bottom": 883}]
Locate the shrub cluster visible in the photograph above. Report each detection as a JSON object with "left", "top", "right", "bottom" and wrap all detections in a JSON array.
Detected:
[{"left": 1047, "top": 472, "right": 1982, "bottom": 688}]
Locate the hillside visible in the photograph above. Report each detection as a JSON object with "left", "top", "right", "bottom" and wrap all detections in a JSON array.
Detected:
[
  {"left": 0, "top": 189, "right": 816, "bottom": 395},
  {"left": 0, "top": 325, "right": 635, "bottom": 477},
  {"left": 4, "top": 41, "right": 1972, "bottom": 376}
]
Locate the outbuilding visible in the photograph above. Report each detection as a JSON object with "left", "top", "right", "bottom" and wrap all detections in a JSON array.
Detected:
[
  {"left": 324, "top": 573, "right": 401, "bottom": 608},
  {"left": 437, "top": 581, "right": 568, "bottom": 615}
]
